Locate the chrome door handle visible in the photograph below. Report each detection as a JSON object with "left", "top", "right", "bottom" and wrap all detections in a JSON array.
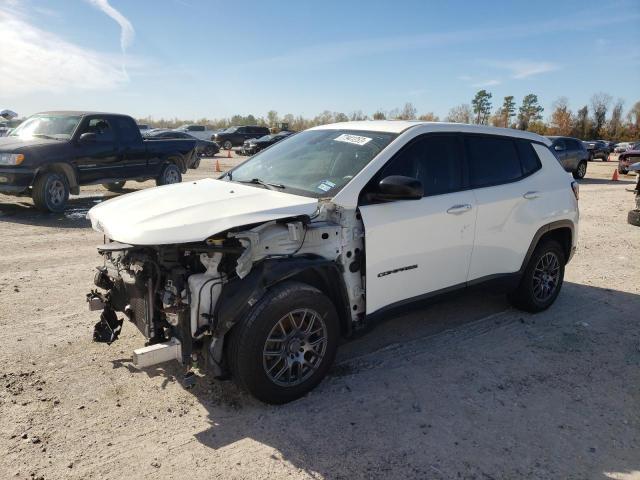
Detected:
[
  {"left": 446, "top": 204, "right": 472, "bottom": 214},
  {"left": 523, "top": 191, "right": 540, "bottom": 200}
]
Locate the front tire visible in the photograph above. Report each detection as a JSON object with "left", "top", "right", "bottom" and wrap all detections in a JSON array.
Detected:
[
  {"left": 508, "top": 240, "right": 565, "bottom": 313},
  {"left": 573, "top": 161, "right": 587, "bottom": 179},
  {"left": 223, "top": 140, "right": 232, "bottom": 150},
  {"left": 227, "top": 282, "right": 339, "bottom": 404},
  {"left": 32, "top": 172, "right": 69, "bottom": 213},
  {"left": 156, "top": 163, "right": 182, "bottom": 186},
  {"left": 102, "top": 181, "right": 126, "bottom": 192}
]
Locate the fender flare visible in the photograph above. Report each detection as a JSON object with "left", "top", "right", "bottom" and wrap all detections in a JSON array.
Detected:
[
  {"left": 520, "top": 220, "right": 575, "bottom": 271},
  {"left": 34, "top": 162, "right": 79, "bottom": 193},
  {"left": 206, "top": 256, "right": 350, "bottom": 373}
]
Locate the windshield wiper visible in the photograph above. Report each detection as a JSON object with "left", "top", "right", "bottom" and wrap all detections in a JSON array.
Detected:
[{"left": 236, "top": 178, "right": 285, "bottom": 190}]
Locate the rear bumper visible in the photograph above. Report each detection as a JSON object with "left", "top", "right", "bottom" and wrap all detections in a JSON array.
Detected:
[{"left": 0, "top": 167, "right": 36, "bottom": 194}]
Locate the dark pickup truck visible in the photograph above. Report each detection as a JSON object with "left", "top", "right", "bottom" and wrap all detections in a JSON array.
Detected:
[{"left": 0, "top": 111, "right": 198, "bottom": 212}]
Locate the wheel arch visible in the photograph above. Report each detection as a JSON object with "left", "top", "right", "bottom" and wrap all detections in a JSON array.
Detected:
[
  {"left": 216, "top": 257, "right": 352, "bottom": 338},
  {"left": 206, "top": 257, "right": 351, "bottom": 376},
  {"left": 159, "top": 154, "right": 188, "bottom": 174},
  {"left": 35, "top": 162, "right": 79, "bottom": 193},
  {"left": 521, "top": 220, "right": 574, "bottom": 270}
]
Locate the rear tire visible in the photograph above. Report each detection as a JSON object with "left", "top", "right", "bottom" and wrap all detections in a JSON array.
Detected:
[
  {"left": 32, "top": 172, "right": 69, "bottom": 213},
  {"left": 508, "top": 240, "right": 565, "bottom": 313},
  {"left": 102, "top": 181, "right": 126, "bottom": 192},
  {"left": 573, "top": 161, "right": 587, "bottom": 179},
  {"left": 156, "top": 163, "right": 182, "bottom": 186},
  {"left": 628, "top": 210, "right": 640, "bottom": 227},
  {"left": 227, "top": 281, "right": 339, "bottom": 404},
  {"left": 223, "top": 140, "right": 232, "bottom": 150}
]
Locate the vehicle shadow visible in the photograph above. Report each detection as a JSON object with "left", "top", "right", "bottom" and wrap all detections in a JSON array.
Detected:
[
  {"left": 0, "top": 193, "right": 115, "bottom": 228},
  {"left": 154, "top": 281, "right": 639, "bottom": 478}
]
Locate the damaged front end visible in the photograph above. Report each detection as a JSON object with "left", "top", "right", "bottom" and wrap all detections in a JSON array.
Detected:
[{"left": 86, "top": 202, "right": 366, "bottom": 387}]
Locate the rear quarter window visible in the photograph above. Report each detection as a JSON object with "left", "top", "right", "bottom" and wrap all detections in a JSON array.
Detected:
[
  {"left": 465, "top": 135, "right": 522, "bottom": 188},
  {"left": 516, "top": 140, "right": 542, "bottom": 176}
]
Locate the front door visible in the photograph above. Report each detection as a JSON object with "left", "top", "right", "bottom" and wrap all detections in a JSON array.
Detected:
[
  {"left": 75, "top": 116, "right": 121, "bottom": 183},
  {"left": 359, "top": 134, "right": 477, "bottom": 314}
]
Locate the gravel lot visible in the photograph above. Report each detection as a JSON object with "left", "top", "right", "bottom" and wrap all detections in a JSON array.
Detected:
[{"left": 0, "top": 156, "right": 639, "bottom": 480}]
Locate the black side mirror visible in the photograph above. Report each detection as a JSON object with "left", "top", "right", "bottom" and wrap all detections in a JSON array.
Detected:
[
  {"left": 78, "top": 132, "right": 97, "bottom": 144},
  {"left": 371, "top": 175, "right": 424, "bottom": 202}
]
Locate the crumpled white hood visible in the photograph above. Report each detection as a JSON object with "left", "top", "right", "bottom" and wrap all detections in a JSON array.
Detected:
[{"left": 87, "top": 178, "right": 319, "bottom": 245}]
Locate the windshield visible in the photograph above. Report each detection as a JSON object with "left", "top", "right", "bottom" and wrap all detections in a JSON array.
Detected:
[
  {"left": 227, "top": 129, "right": 397, "bottom": 198},
  {"left": 10, "top": 114, "right": 81, "bottom": 140},
  {"left": 256, "top": 135, "right": 273, "bottom": 141}
]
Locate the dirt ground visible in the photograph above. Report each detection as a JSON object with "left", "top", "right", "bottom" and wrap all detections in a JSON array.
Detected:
[{"left": 0, "top": 156, "right": 639, "bottom": 480}]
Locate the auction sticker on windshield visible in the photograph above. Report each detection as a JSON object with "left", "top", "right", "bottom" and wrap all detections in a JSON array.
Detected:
[
  {"left": 316, "top": 179, "right": 336, "bottom": 192},
  {"left": 334, "top": 134, "right": 372, "bottom": 146}
]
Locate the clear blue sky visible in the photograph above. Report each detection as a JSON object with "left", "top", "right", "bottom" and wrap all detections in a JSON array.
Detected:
[{"left": 1, "top": 0, "right": 639, "bottom": 121}]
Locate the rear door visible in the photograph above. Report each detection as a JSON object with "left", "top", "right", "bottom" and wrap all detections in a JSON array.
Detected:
[
  {"left": 465, "top": 134, "right": 543, "bottom": 280},
  {"left": 359, "top": 133, "right": 477, "bottom": 313},
  {"left": 75, "top": 116, "right": 122, "bottom": 183},
  {"left": 114, "top": 116, "right": 148, "bottom": 179}
]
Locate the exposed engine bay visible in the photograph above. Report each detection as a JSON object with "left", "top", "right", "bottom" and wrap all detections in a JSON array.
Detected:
[{"left": 87, "top": 201, "right": 365, "bottom": 386}]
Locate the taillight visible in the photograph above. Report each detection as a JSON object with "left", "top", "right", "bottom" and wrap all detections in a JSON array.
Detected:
[{"left": 571, "top": 181, "right": 579, "bottom": 200}]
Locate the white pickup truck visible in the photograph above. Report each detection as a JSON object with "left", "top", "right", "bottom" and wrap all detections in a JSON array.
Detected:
[{"left": 86, "top": 121, "right": 579, "bottom": 404}]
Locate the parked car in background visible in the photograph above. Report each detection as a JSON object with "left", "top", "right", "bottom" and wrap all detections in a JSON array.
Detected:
[
  {"left": 213, "top": 125, "right": 271, "bottom": 150},
  {"left": 86, "top": 121, "right": 578, "bottom": 404},
  {"left": 614, "top": 142, "right": 635, "bottom": 153},
  {"left": 145, "top": 129, "right": 220, "bottom": 158},
  {"left": 547, "top": 136, "right": 589, "bottom": 179},
  {"left": 174, "top": 124, "right": 216, "bottom": 142},
  {"left": 241, "top": 130, "right": 294, "bottom": 155},
  {"left": 618, "top": 148, "right": 640, "bottom": 174},
  {"left": 583, "top": 140, "right": 609, "bottom": 161},
  {"left": 598, "top": 140, "right": 616, "bottom": 152},
  {"left": 0, "top": 111, "right": 198, "bottom": 212}
]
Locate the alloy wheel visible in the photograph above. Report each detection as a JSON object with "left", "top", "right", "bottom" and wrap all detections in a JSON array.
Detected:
[
  {"left": 48, "top": 179, "right": 66, "bottom": 206},
  {"left": 532, "top": 252, "right": 560, "bottom": 302},
  {"left": 262, "top": 308, "right": 328, "bottom": 387},
  {"left": 165, "top": 168, "right": 180, "bottom": 184}
]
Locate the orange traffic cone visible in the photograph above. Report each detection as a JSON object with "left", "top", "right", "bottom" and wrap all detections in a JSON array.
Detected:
[
  {"left": 227, "top": 149, "right": 232, "bottom": 159},
  {"left": 215, "top": 159, "right": 221, "bottom": 173},
  {"left": 612, "top": 169, "right": 619, "bottom": 182}
]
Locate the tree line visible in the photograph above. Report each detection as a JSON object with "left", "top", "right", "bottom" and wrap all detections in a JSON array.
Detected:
[{"left": 137, "top": 92, "right": 640, "bottom": 142}]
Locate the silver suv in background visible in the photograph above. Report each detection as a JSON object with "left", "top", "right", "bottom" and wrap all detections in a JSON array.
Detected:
[{"left": 547, "top": 136, "right": 589, "bottom": 179}]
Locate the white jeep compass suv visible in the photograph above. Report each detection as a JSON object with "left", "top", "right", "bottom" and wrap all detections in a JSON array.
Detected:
[{"left": 86, "top": 121, "right": 579, "bottom": 404}]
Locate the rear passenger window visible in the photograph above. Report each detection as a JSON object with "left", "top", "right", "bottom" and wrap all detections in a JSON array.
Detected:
[
  {"left": 380, "top": 135, "right": 463, "bottom": 196},
  {"left": 115, "top": 117, "right": 141, "bottom": 144},
  {"left": 466, "top": 135, "right": 522, "bottom": 188},
  {"left": 515, "top": 140, "right": 542, "bottom": 176}
]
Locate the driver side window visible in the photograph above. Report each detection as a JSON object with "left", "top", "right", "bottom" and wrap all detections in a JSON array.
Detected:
[
  {"left": 83, "top": 118, "right": 115, "bottom": 142},
  {"left": 378, "top": 134, "right": 464, "bottom": 197}
]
